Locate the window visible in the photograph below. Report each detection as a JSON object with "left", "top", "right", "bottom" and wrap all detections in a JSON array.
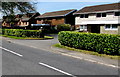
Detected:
[
  {"left": 105, "top": 24, "right": 118, "bottom": 30},
  {"left": 80, "top": 25, "right": 87, "bottom": 31},
  {"left": 112, "top": 24, "right": 117, "bottom": 29},
  {"left": 105, "top": 24, "right": 110, "bottom": 29},
  {"left": 85, "top": 14, "right": 89, "bottom": 18},
  {"left": 96, "top": 13, "right": 106, "bottom": 17},
  {"left": 115, "top": 12, "right": 120, "bottom": 16},
  {"left": 80, "top": 14, "right": 89, "bottom": 18},
  {"left": 102, "top": 13, "right": 106, "bottom": 17},
  {"left": 96, "top": 13, "right": 101, "bottom": 17},
  {"left": 80, "top": 14, "right": 84, "bottom": 18}
]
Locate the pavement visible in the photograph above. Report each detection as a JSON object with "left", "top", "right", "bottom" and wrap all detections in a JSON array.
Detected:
[{"left": 0, "top": 35, "right": 119, "bottom": 76}]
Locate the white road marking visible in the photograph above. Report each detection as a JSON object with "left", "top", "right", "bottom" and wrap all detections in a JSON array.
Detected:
[
  {"left": 39, "top": 62, "right": 76, "bottom": 77},
  {"left": 60, "top": 53, "right": 119, "bottom": 68},
  {"left": 4, "top": 40, "right": 119, "bottom": 68},
  {"left": 0, "top": 46, "right": 23, "bottom": 57}
]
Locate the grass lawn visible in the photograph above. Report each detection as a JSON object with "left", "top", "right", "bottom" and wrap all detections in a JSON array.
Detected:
[
  {"left": 2, "top": 35, "right": 54, "bottom": 40},
  {"left": 53, "top": 43, "right": 119, "bottom": 59}
]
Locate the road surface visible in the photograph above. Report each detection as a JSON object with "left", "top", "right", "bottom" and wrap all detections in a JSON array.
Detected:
[{"left": 1, "top": 38, "right": 119, "bottom": 77}]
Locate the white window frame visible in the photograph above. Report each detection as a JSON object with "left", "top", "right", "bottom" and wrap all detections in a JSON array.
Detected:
[
  {"left": 105, "top": 24, "right": 118, "bottom": 30},
  {"left": 80, "top": 25, "right": 87, "bottom": 31}
]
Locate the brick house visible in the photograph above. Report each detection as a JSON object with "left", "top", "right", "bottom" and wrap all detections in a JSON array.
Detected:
[
  {"left": 2, "top": 14, "right": 23, "bottom": 28},
  {"left": 2, "top": 16, "right": 11, "bottom": 28},
  {"left": 74, "top": 3, "right": 120, "bottom": 35},
  {"left": 2, "top": 13, "right": 40, "bottom": 29},
  {"left": 18, "top": 12, "right": 40, "bottom": 29},
  {"left": 36, "top": 9, "right": 77, "bottom": 26}
]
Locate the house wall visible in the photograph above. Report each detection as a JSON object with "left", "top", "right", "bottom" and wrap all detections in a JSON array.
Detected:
[
  {"left": 2, "top": 21, "right": 10, "bottom": 27},
  {"left": 118, "top": 26, "right": 120, "bottom": 34},
  {"left": 18, "top": 20, "right": 29, "bottom": 27},
  {"left": 100, "top": 25, "right": 120, "bottom": 34},
  {"left": 75, "top": 12, "right": 120, "bottom": 34},
  {"left": 51, "top": 18, "right": 65, "bottom": 25},
  {"left": 37, "top": 18, "right": 65, "bottom": 25},
  {"left": 75, "top": 12, "right": 119, "bottom": 25}
]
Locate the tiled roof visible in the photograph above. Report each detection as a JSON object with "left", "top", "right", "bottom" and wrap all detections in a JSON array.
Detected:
[
  {"left": 74, "top": 3, "right": 120, "bottom": 14},
  {"left": 21, "top": 12, "right": 40, "bottom": 21},
  {"left": 36, "top": 9, "right": 76, "bottom": 18},
  {"left": 21, "top": 18, "right": 30, "bottom": 21}
]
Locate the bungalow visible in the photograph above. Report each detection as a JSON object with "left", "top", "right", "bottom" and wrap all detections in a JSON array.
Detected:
[
  {"left": 36, "top": 9, "right": 77, "bottom": 26},
  {"left": 18, "top": 12, "right": 40, "bottom": 29},
  {"left": 74, "top": 3, "right": 120, "bottom": 35}
]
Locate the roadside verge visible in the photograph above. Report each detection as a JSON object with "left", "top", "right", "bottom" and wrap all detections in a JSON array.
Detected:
[{"left": 51, "top": 43, "right": 119, "bottom": 68}]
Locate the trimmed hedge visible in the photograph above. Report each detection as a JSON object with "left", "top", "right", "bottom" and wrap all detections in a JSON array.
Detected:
[
  {"left": 58, "top": 31, "right": 120, "bottom": 55},
  {"left": 2, "top": 29, "right": 42, "bottom": 38},
  {"left": 56, "top": 24, "right": 71, "bottom": 31}
]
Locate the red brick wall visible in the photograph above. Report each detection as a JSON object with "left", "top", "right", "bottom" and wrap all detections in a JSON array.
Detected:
[
  {"left": 51, "top": 18, "right": 65, "bottom": 25},
  {"left": 36, "top": 18, "right": 65, "bottom": 26}
]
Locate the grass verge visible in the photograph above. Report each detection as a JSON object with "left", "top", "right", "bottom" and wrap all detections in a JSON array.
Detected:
[
  {"left": 53, "top": 43, "right": 119, "bottom": 59},
  {"left": 2, "top": 35, "right": 54, "bottom": 40}
]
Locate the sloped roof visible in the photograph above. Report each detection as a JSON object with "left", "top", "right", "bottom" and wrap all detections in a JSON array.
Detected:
[
  {"left": 22, "top": 12, "right": 40, "bottom": 21},
  {"left": 74, "top": 3, "right": 120, "bottom": 14},
  {"left": 36, "top": 9, "right": 76, "bottom": 18}
]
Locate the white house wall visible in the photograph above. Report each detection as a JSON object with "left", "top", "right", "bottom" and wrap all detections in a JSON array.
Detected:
[{"left": 75, "top": 12, "right": 119, "bottom": 25}]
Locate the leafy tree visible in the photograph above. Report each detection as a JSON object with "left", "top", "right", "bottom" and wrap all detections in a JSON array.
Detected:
[{"left": 0, "top": 1, "right": 36, "bottom": 15}]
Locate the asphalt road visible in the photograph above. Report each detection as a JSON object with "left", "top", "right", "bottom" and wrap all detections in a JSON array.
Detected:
[{"left": 1, "top": 39, "right": 118, "bottom": 76}]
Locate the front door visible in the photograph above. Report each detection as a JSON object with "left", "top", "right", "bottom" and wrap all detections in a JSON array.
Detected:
[{"left": 91, "top": 25, "right": 100, "bottom": 33}]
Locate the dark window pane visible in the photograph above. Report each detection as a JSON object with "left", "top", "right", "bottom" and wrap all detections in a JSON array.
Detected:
[
  {"left": 96, "top": 13, "right": 101, "bottom": 17},
  {"left": 80, "top": 14, "right": 84, "bottom": 18},
  {"left": 85, "top": 14, "right": 89, "bottom": 18},
  {"left": 105, "top": 25, "right": 110, "bottom": 29},
  {"left": 115, "top": 12, "right": 120, "bottom": 16},
  {"left": 112, "top": 24, "right": 118, "bottom": 29},
  {"left": 102, "top": 13, "right": 106, "bottom": 17}
]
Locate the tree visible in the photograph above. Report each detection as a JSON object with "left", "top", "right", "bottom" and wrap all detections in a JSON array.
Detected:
[
  {"left": 0, "top": 1, "right": 37, "bottom": 28},
  {"left": 0, "top": 1, "right": 36, "bottom": 15}
]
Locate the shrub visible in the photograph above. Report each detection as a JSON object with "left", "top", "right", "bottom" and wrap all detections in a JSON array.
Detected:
[
  {"left": 56, "top": 24, "right": 71, "bottom": 31},
  {"left": 58, "top": 31, "right": 120, "bottom": 55},
  {"left": 2, "top": 29, "right": 42, "bottom": 38}
]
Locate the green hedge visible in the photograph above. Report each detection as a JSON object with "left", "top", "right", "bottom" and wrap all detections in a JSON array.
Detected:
[
  {"left": 58, "top": 31, "right": 120, "bottom": 55},
  {"left": 56, "top": 24, "right": 71, "bottom": 31},
  {"left": 2, "top": 29, "right": 42, "bottom": 38}
]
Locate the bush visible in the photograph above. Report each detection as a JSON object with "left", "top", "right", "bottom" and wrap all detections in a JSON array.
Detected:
[
  {"left": 2, "top": 29, "right": 42, "bottom": 38},
  {"left": 58, "top": 31, "right": 120, "bottom": 55},
  {"left": 56, "top": 24, "right": 71, "bottom": 31}
]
